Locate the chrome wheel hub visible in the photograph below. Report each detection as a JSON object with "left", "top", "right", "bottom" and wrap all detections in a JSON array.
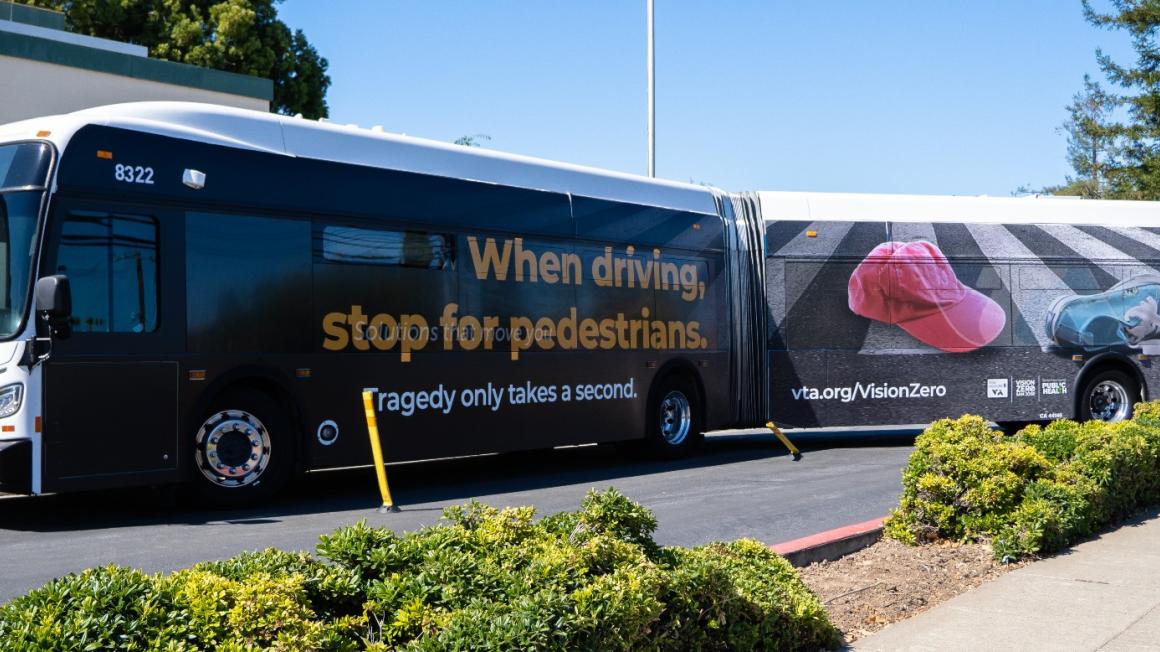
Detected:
[
  {"left": 1089, "top": 381, "right": 1130, "bottom": 422},
  {"left": 195, "top": 409, "right": 271, "bottom": 488},
  {"left": 659, "top": 391, "right": 691, "bottom": 446}
]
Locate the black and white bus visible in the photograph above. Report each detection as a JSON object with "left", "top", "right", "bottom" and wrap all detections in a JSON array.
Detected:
[{"left": 0, "top": 102, "right": 1157, "bottom": 503}]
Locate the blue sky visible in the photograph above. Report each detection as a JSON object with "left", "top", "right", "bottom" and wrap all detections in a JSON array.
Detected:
[{"left": 278, "top": 1, "right": 1134, "bottom": 197}]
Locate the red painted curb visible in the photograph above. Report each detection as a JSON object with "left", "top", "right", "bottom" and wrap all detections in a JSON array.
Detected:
[{"left": 771, "top": 516, "right": 887, "bottom": 556}]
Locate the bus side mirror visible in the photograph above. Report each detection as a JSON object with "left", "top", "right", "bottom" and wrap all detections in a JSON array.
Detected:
[{"left": 35, "top": 275, "right": 71, "bottom": 339}]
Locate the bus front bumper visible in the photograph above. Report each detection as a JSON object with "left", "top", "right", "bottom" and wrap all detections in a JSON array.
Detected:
[{"left": 0, "top": 439, "right": 30, "bottom": 494}]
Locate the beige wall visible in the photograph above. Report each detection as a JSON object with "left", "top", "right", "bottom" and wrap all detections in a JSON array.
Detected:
[{"left": 0, "top": 55, "right": 269, "bottom": 125}]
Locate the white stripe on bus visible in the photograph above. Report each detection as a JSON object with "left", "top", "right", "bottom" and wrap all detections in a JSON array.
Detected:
[
  {"left": 1037, "top": 223, "right": 1160, "bottom": 279},
  {"left": 1109, "top": 226, "right": 1160, "bottom": 259},
  {"left": 964, "top": 223, "right": 1060, "bottom": 348},
  {"left": 767, "top": 220, "right": 856, "bottom": 328}
]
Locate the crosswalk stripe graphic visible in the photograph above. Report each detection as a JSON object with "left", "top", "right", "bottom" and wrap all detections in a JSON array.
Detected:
[
  {"left": 889, "top": 222, "right": 937, "bottom": 243},
  {"left": 1004, "top": 223, "right": 1119, "bottom": 290},
  {"left": 782, "top": 221, "right": 888, "bottom": 351},
  {"left": 768, "top": 221, "right": 857, "bottom": 333},
  {"left": 764, "top": 220, "right": 811, "bottom": 258},
  {"left": 933, "top": 222, "right": 1038, "bottom": 348},
  {"left": 1037, "top": 224, "right": 1160, "bottom": 279},
  {"left": 771, "top": 220, "right": 856, "bottom": 257},
  {"left": 1100, "top": 226, "right": 1160, "bottom": 262},
  {"left": 964, "top": 223, "right": 1060, "bottom": 348}
]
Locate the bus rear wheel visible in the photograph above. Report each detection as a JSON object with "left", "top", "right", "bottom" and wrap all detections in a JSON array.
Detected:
[
  {"left": 1079, "top": 369, "right": 1139, "bottom": 423},
  {"left": 645, "top": 374, "right": 704, "bottom": 457},
  {"left": 192, "top": 389, "right": 293, "bottom": 505}
]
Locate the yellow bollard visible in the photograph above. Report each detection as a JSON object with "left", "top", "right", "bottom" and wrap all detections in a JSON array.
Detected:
[
  {"left": 766, "top": 421, "right": 802, "bottom": 461},
  {"left": 362, "top": 390, "right": 400, "bottom": 513}
]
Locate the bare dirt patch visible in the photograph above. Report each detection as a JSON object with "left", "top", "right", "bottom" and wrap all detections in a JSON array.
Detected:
[{"left": 798, "top": 537, "right": 1023, "bottom": 643}]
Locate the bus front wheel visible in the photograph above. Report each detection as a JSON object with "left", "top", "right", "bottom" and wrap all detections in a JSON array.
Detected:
[
  {"left": 1079, "top": 369, "right": 1139, "bottom": 423},
  {"left": 645, "top": 374, "right": 704, "bottom": 457},
  {"left": 192, "top": 389, "right": 293, "bottom": 505}
]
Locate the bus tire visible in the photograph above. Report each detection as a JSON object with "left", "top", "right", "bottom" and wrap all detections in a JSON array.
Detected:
[
  {"left": 1078, "top": 369, "right": 1139, "bottom": 423},
  {"left": 645, "top": 374, "right": 704, "bottom": 458},
  {"left": 191, "top": 389, "right": 293, "bottom": 505}
]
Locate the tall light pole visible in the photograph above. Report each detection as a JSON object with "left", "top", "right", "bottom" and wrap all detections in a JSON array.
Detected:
[{"left": 647, "top": 0, "right": 655, "bottom": 178}]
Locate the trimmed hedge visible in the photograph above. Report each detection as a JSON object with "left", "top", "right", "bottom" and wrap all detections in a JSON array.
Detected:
[
  {"left": 0, "top": 489, "right": 840, "bottom": 650},
  {"left": 885, "top": 402, "right": 1160, "bottom": 560}
]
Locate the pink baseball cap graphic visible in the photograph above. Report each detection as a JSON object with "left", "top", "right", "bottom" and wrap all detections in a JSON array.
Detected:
[{"left": 848, "top": 240, "right": 1006, "bottom": 352}]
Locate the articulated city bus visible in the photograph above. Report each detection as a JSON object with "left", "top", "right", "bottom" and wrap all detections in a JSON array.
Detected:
[{"left": 0, "top": 102, "right": 1156, "bottom": 504}]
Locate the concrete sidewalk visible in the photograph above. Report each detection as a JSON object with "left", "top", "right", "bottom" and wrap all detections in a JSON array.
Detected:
[{"left": 854, "top": 505, "right": 1160, "bottom": 651}]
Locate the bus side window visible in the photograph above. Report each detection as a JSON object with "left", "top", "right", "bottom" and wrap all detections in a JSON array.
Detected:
[
  {"left": 315, "top": 224, "right": 454, "bottom": 270},
  {"left": 55, "top": 211, "right": 159, "bottom": 334}
]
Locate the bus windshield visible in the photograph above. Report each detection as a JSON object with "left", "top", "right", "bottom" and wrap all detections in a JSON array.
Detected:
[
  {"left": 0, "top": 143, "right": 52, "bottom": 340},
  {"left": 0, "top": 192, "right": 41, "bottom": 339}
]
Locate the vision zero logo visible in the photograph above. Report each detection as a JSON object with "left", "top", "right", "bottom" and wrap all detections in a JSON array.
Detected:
[{"left": 987, "top": 378, "right": 1009, "bottom": 399}]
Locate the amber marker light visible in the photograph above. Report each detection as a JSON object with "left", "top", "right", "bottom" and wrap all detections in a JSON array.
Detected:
[
  {"left": 1072, "top": 354, "right": 1084, "bottom": 362},
  {"left": 97, "top": 150, "right": 113, "bottom": 160},
  {"left": 188, "top": 370, "right": 207, "bottom": 381},
  {"left": 1, "top": 425, "right": 14, "bottom": 433},
  {"left": 806, "top": 230, "right": 818, "bottom": 238},
  {"left": 36, "top": 130, "right": 51, "bottom": 138}
]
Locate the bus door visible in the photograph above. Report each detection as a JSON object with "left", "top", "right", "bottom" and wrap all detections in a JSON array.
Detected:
[{"left": 39, "top": 199, "right": 185, "bottom": 491}]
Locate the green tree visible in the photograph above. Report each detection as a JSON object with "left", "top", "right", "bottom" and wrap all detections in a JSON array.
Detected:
[
  {"left": 1045, "top": 75, "right": 1123, "bottom": 198},
  {"left": 17, "top": 0, "right": 330, "bottom": 118},
  {"left": 453, "top": 134, "right": 491, "bottom": 147},
  {"left": 1072, "top": 0, "right": 1160, "bottom": 198}
]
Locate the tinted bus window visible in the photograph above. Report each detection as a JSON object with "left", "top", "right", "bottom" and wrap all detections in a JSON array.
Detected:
[
  {"left": 315, "top": 224, "right": 454, "bottom": 270},
  {"left": 0, "top": 192, "right": 39, "bottom": 338},
  {"left": 0, "top": 143, "right": 52, "bottom": 190},
  {"left": 54, "top": 211, "right": 159, "bottom": 333},
  {"left": 187, "top": 212, "right": 311, "bottom": 353}
]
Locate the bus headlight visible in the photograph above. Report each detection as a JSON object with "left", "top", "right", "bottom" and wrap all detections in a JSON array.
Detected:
[{"left": 0, "top": 383, "right": 23, "bottom": 418}]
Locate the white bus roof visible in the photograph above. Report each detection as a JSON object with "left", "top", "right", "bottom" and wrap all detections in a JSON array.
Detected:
[
  {"left": 0, "top": 101, "right": 720, "bottom": 215},
  {"left": 757, "top": 190, "right": 1160, "bottom": 227}
]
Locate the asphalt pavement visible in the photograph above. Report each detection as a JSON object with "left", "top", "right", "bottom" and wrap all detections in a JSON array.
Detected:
[{"left": 0, "top": 427, "right": 917, "bottom": 603}]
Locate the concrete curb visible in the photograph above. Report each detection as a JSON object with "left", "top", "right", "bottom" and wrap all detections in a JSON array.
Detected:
[{"left": 771, "top": 517, "right": 886, "bottom": 567}]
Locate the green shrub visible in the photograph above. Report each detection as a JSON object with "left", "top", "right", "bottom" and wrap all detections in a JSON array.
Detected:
[
  {"left": 887, "top": 402, "right": 1160, "bottom": 560},
  {"left": 0, "top": 565, "right": 172, "bottom": 651},
  {"left": 161, "top": 568, "right": 361, "bottom": 650},
  {"left": 884, "top": 414, "right": 1051, "bottom": 546},
  {"left": 654, "top": 540, "right": 838, "bottom": 650},
  {"left": 0, "top": 564, "right": 363, "bottom": 651},
  {"left": 329, "top": 489, "right": 840, "bottom": 650},
  {"left": 192, "top": 548, "right": 363, "bottom": 620},
  {"left": 1, "top": 489, "right": 840, "bottom": 651}
]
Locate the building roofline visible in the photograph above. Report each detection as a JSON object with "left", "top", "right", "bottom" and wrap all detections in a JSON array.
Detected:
[
  {"left": 0, "top": 17, "right": 147, "bottom": 57},
  {"left": 0, "top": 1, "right": 65, "bottom": 31},
  {"left": 0, "top": 31, "right": 272, "bottom": 101}
]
